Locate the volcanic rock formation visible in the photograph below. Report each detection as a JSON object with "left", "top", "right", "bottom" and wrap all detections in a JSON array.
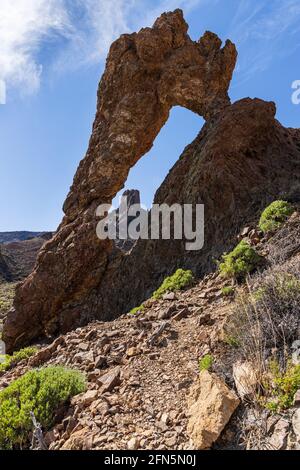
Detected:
[
  {"left": 3, "top": 9, "right": 300, "bottom": 352},
  {"left": 113, "top": 189, "right": 141, "bottom": 252}
]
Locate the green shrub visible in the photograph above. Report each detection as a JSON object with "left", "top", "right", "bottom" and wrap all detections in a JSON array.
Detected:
[
  {"left": 259, "top": 200, "right": 293, "bottom": 233},
  {"left": 129, "top": 304, "right": 145, "bottom": 315},
  {"left": 0, "top": 347, "right": 38, "bottom": 373},
  {"left": 0, "top": 366, "right": 86, "bottom": 449},
  {"left": 199, "top": 354, "right": 214, "bottom": 372},
  {"left": 263, "top": 361, "right": 300, "bottom": 412},
  {"left": 224, "top": 335, "right": 240, "bottom": 348},
  {"left": 152, "top": 269, "right": 194, "bottom": 299},
  {"left": 221, "top": 286, "right": 235, "bottom": 297},
  {"left": 219, "top": 240, "right": 262, "bottom": 280}
]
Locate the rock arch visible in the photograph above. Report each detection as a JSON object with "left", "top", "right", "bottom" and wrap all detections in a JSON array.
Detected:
[
  {"left": 5, "top": 10, "right": 300, "bottom": 352},
  {"left": 3, "top": 10, "right": 237, "bottom": 351}
]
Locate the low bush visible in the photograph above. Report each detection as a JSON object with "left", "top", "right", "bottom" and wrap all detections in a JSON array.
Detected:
[
  {"left": 129, "top": 304, "right": 145, "bottom": 315},
  {"left": 219, "top": 240, "right": 262, "bottom": 280},
  {"left": 0, "top": 347, "right": 38, "bottom": 373},
  {"left": 0, "top": 366, "right": 86, "bottom": 449},
  {"left": 152, "top": 269, "right": 194, "bottom": 300},
  {"left": 199, "top": 354, "right": 214, "bottom": 372},
  {"left": 225, "top": 272, "right": 300, "bottom": 358},
  {"left": 221, "top": 286, "right": 235, "bottom": 297},
  {"left": 259, "top": 200, "right": 293, "bottom": 234},
  {"left": 263, "top": 360, "right": 300, "bottom": 412}
]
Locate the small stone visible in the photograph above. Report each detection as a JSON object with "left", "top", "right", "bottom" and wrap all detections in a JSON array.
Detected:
[
  {"left": 44, "top": 430, "right": 56, "bottom": 447},
  {"left": 94, "top": 355, "right": 106, "bottom": 369},
  {"left": 161, "top": 413, "right": 170, "bottom": 425},
  {"left": 106, "top": 331, "right": 119, "bottom": 338},
  {"left": 173, "top": 308, "right": 190, "bottom": 321},
  {"left": 127, "top": 437, "right": 139, "bottom": 450},
  {"left": 78, "top": 342, "right": 89, "bottom": 351},
  {"left": 126, "top": 347, "right": 139, "bottom": 357},
  {"left": 292, "top": 340, "right": 300, "bottom": 350},
  {"left": 162, "top": 292, "right": 176, "bottom": 301},
  {"left": 79, "top": 390, "right": 98, "bottom": 406},
  {"left": 241, "top": 226, "right": 250, "bottom": 237},
  {"left": 165, "top": 436, "right": 177, "bottom": 447},
  {"left": 233, "top": 361, "right": 257, "bottom": 399},
  {"left": 292, "top": 350, "right": 300, "bottom": 366},
  {"left": 85, "top": 329, "right": 97, "bottom": 341},
  {"left": 293, "top": 389, "right": 300, "bottom": 407},
  {"left": 97, "top": 336, "right": 110, "bottom": 348},
  {"left": 269, "top": 419, "right": 289, "bottom": 450},
  {"left": 176, "top": 379, "right": 191, "bottom": 390},
  {"left": 292, "top": 409, "right": 300, "bottom": 440},
  {"left": 198, "top": 312, "right": 214, "bottom": 326},
  {"left": 158, "top": 305, "right": 177, "bottom": 320},
  {"left": 98, "top": 366, "right": 121, "bottom": 393}
]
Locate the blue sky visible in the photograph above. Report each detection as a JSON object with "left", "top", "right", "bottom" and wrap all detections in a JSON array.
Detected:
[{"left": 0, "top": 0, "right": 300, "bottom": 231}]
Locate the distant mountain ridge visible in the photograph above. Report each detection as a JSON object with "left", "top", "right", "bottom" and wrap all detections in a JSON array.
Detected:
[
  {"left": 0, "top": 232, "right": 53, "bottom": 282},
  {"left": 0, "top": 231, "right": 51, "bottom": 244}
]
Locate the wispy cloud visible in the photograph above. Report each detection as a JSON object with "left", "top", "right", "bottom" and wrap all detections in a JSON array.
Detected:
[
  {"left": 0, "top": 0, "right": 203, "bottom": 95},
  {"left": 228, "top": 0, "right": 300, "bottom": 84},
  {"left": 0, "top": 0, "right": 71, "bottom": 93}
]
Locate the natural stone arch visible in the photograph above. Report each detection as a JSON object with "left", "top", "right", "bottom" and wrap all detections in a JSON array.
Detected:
[
  {"left": 3, "top": 9, "right": 238, "bottom": 351},
  {"left": 63, "top": 10, "right": 237, "bottom": 220}
]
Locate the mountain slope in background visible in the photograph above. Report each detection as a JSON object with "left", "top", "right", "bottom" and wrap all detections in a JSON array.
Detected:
[
  {"left": 0, "top": 232, "right": 51, "bottom": 244},
  {"left": 0, "top": 232, "right": 52, "bottom": 283}
]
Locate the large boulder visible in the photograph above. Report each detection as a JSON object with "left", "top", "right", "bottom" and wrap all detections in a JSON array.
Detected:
[{"left": 187, "top": 370, "right": 240, "bottom": 449}]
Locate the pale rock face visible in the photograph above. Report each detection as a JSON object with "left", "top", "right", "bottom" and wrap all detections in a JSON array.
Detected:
[
  {"left": 292, "top": 409, "right": 300, "bottom": 441},
  {"left": 269, "top": 419, "right": 290, "bottom": 450},
  {"left": 187, "top": 370, "right": 240, "bottom": 449},
  {"left": 232, "top": 361, "right": 257, "bottom": 399}
]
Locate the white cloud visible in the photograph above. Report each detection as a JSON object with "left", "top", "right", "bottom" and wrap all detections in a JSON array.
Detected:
[
  {"left": 0, "top": 0, "right": 203, "bottom": 95},
  {"left": 0, "top": 0, "right": 71, "bottom": 93},
  {"left": 228, "top": 0, "right": 300, "bottom": 84}
]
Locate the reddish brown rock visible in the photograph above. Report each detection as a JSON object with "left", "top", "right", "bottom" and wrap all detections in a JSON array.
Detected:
[
  {"left": 3, "top": 9, "right": 300, "bottom": 352},
  {"left": 2, "top": 10, "right": 237, "bottom": 351}
]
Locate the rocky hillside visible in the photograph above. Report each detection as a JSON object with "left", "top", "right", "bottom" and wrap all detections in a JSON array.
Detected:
[
  {"left": 1, "top": 207, "right": 300, "bottom": 450},
  {"left": 0, "top": 9, "right": 300, "bottom": 452}
]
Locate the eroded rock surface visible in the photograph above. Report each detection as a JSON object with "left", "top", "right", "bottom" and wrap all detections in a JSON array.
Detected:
[
  {"left": 3, "top": 9, "right": 300, "bottom": 352},
  {"left": 187, "top": 370, "right": 240, "bottom": 449}
]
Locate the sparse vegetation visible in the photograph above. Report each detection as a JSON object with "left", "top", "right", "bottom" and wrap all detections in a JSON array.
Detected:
[
  {"left": 152, "top": 269, "right": 194, "bottom": 299},
  {"left": 0, "top": 366, "right": 86, "bottom": 449},
  {"left": 225, "top": 271, "right": 300, "bottom": 359},
  {"left": 224, "top": 260, "right": 300, "bottom": 415},
  {"left": 128, "top": 269, "right": 194, "bottom": 313},
  {"left": 263, "top": 360, "right": 300, "bottom": 412},
  {"left": 199, "top": 354, "right": 214, "bottom": 371},
  {"left": 221, "top": 286, "right": 235, "bottom": 297},
  {"left": 0, "top": 282, "right": 16, "bottom": 317},
  {"left": 129, "top": 304, "right": 145, "bottom": 315},
  {"left": 219, "top": 240, "right": 262, "bottom": 280},
  {"left": 259, "top": 200, "right": 293, "bottom": 234},
  {"left": 0, "top": 346, "right": 38, "bottom": 373},
  {"left": 224, "top": 334, "right": 240, "bottom": 348}
]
